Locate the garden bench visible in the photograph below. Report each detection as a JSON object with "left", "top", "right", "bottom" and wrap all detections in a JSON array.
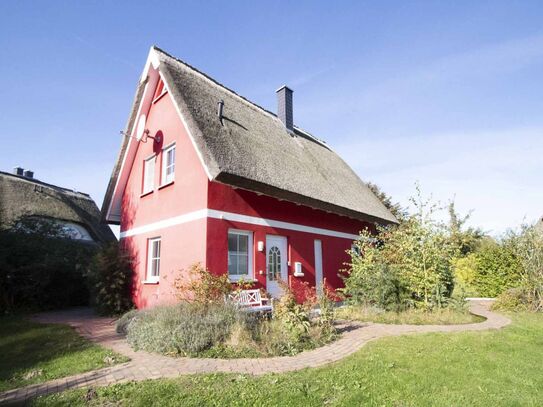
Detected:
[{"left": 227, "top": 289, "right": 273, "bottom": 313}]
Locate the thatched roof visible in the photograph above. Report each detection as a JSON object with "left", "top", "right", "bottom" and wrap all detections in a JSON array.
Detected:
[
  {"left": 0, "top": 171, "right": 115, "bottom": 243},
  {"left": 103, "top": 46, "right": 397, "bottom": 225}
]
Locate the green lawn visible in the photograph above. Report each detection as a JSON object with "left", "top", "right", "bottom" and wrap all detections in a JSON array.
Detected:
[
  {"left": 34, "top": 313, "right": 543, "bottom": 406},
  {"left": 0, "top": 316, "right": 129, "bottom": 392}
]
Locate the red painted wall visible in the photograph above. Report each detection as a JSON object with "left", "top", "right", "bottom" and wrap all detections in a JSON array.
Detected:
[
  {"left": 119, "top": 86, "right": 375, "bottom": 308},
  {"left": 206, "top": 183, "right": 374, "bottom": 297},
  {"left": 120, "top": 91, "right": 209, "bottom": 308}
]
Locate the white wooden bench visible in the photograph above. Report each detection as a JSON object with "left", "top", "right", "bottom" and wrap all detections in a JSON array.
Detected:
[{"left": 227, "top": 289, "right": 273, "bottom": 313}]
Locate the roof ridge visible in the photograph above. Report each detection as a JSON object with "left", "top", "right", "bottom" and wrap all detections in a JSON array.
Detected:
[
  {"left": 152, "top": 46, "right": 325, "bottom": 145},
  {"left": 0, "top": 171, "right": 92, "bottom": 199},
  {"left": 152, "top": 46, "right": 280, "bottom": 120}
]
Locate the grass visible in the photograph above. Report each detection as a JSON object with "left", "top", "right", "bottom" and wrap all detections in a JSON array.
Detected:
[
  {"left": 0, "top": 316, "right": 129, "bottom": 392},
  {"left": 336, "top": 305, "right": 484, "bottom": 325},
  {"left": 33, "top": 312, "right": 543, "bottom": 406}
]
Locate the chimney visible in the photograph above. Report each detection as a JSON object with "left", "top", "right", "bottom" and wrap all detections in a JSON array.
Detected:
[
  {"left": 13, "top": 166, "right": 24, "bottom": 176},
  {"left": 23, "top": 170, "right": 34, "bottom": 179},
  {"left": 276, "top": 85, "right": 294, "bottom": 132}
]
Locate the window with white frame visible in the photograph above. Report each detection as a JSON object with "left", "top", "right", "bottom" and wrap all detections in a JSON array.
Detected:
[
  {"left": 227, "top": 230, "right": 253, "bottom": 280},
  {"left": 143, "top": 155, "right": 155, "bottom": 194},
  {"left": 146, "top": 237, "right": 161, "bottom": 282},
  {"left": 162, "top": 144, "right": 176, "bottom": 185}
]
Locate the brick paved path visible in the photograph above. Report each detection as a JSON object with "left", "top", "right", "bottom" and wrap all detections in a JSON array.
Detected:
[{"left": 0, "top": 300, "right": 510, "bottom": 404}]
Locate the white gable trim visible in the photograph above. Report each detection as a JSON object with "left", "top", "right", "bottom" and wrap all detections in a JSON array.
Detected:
[
  {"left": 119, "top": 208, "right": 359, "bottom": 241},
  {"left": 105, "top": 47, "right": 213, "bottom": 222},
  {"left": 106, "top": 81, "right": 150, "bottom": 221}
]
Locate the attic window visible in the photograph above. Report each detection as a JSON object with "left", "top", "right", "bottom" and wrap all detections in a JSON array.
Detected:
[{"left": 153, "top": 78, "right": 167, "bottom": 101}]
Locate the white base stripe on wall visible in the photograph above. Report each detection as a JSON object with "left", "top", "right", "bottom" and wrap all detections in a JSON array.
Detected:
[{"left": 119, "top": 208, "right": 360, "bottom": 241}]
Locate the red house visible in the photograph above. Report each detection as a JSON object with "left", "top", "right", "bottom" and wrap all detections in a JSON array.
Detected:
[{"left": 102, "top": 46, "right": 397, "bottom": 308}]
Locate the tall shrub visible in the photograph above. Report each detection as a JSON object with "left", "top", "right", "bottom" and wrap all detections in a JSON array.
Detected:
[
  {"left": 0, "top": 218, "right": 94, "bottom": 312},
  {"left": 173, "top": 263, "right": 232, "bottom": 304},
  {"left": 454, "top": 240, "right": 521, "bottom": 297},
  {"left": 447, "top": 201, "right": 486, "bottom": 256},
  {"left": 507, "top": 226, "right": 543, "bottom": 311},
  {"left": 342, "top": 186, "right": 454, "bottom": 309},
  {"left": 125, "top": 302, "right": 240, "bottom": 356},
  {"left": 86, "top": 242, "right": 133, "bottom": 315}
]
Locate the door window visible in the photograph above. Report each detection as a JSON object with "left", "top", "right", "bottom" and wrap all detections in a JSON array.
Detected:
[{"left": 267, "top": 246, "right": 281, "bottom": 281}]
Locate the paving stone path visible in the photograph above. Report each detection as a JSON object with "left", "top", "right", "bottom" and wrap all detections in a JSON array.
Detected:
[{"left": 0, "top": 300, "right": 510, "bottom": 404}]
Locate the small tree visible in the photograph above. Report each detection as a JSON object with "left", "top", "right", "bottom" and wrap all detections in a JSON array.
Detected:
[
  {"left": 447, "top": 201, "right": 486, "bottom": 256},
  {"left": 452, "top": 239, "right": 521, "bottom": 297},
  {"left": 366, "top": 182, "right": 407, "bottom": 222},
  {"left": 0, "top": 217, "right": 94, "bottom": 312},
  {"left": 86, "top": 242, "right": 134, "bottom": 315},
  {"left": 173, "top": 263, "right": 232, "bottom": 304},
  {"left": 342, "top": 185, "right": 454, "bottom": 310},
  {"left": 507, "top": 225, "right": 543, "bottom": 311}
]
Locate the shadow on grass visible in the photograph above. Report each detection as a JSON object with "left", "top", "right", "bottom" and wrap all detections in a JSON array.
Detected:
[{"left": 0, "top": 316, "right": 111, "bottom": 391}]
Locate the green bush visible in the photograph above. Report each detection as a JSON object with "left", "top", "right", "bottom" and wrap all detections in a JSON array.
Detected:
[
  {"left": 492, "top": 287, "right": 529, "bottom": 312},
  {"left": 453, "top": 241, "right": 521, "bottom": 298},
  {"left": 342, "top": 186, "right": 454, "bottom": 310},
  {"left": 115, "top": 309, "right": 139, "bottom": 334},
  {"left": 506, "top": 226, "right": 543, "bottom": 311},
  {"left": 125, "top": 302, "right": 240, "bottom": 356},
  {"left": 121, "top": 266, "right": 338, "bottom": 358},
  {"left": 86, "top": 242, "right": 133, "bottom": 316},
  {"left": 0, "top": 218, "right": 95, "bottom": 312},
  {"left": 173, "top": 263, "right": 232, "bottom": 303},
  {"left": 270, "top": 282, "right": 337, "bottom": 355},
  {"left": 120, "top": 293, "right": 337, "bottom": 358}
]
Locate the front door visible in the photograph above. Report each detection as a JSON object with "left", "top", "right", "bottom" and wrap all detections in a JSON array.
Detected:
[{"left": 266, "top": 235, "right": 288, "bottom": 298}]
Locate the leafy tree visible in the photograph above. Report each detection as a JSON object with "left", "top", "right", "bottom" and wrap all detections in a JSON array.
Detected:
[
  {"left": 86, "top": 242, "right": 134, "bottom": 315},
  {"left": 343, "top": 185, "right": 454, "bottom": 310},
  {"left": 453, "top": 239, "right": 522, "bottom": 297},
  {"left": 447, "top": 201, "right": 486, "bottom": 256},
  {"left": 0, "top": 217, "right": 94, "bottom": 312},
  {"left": 366, "top": 182, "right": 407, "bottom": 222},
  {"left": 506, "top": 225, "right": 543, "bottom": 311}
]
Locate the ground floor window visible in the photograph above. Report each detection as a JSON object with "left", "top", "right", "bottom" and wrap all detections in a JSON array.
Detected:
[
  {"left": 227, "top": 229, "right": 253, "bottom": 280},
  {"left": 146, "top": 237, "right": 161, "bottom": 282}
]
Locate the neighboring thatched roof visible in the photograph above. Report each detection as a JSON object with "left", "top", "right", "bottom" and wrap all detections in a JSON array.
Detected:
[
  {"left": 0, "top": 171, "right": 116, "bottom": 243},
  {"left": 103, "top": 46, "right": 397, "bottom": 225}
]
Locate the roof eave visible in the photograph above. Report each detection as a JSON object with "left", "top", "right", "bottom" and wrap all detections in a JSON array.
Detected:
[{"left": 214, "top": 172, "right": 398, "bottom": 226}]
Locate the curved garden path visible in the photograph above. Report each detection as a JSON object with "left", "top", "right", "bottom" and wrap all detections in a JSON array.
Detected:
[{"left": 0, "top": 300, "right": 510, "bottom": 404}]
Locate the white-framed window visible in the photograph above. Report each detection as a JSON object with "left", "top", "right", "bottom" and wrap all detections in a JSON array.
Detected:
[
  {"left": 161, "top": 144, "right": 176, "bottom": 185},
  {"left": 146, "top": 237, "right": 161, "bottom": 282},
  {"left": 227, "top": 229, "right": 253, "bottom": 280},
  {"left": 143, "top": 155, "right": 155, "bottom": 194}
]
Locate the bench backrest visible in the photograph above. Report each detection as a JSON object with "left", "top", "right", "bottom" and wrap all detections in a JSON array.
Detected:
[{"left": 228, "top": 289, "right": 263, "bottom": 307}]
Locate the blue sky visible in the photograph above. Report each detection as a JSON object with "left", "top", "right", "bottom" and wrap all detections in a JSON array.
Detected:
[{"left": 1, "top": 1, "right": 542, "bottom": 235}]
